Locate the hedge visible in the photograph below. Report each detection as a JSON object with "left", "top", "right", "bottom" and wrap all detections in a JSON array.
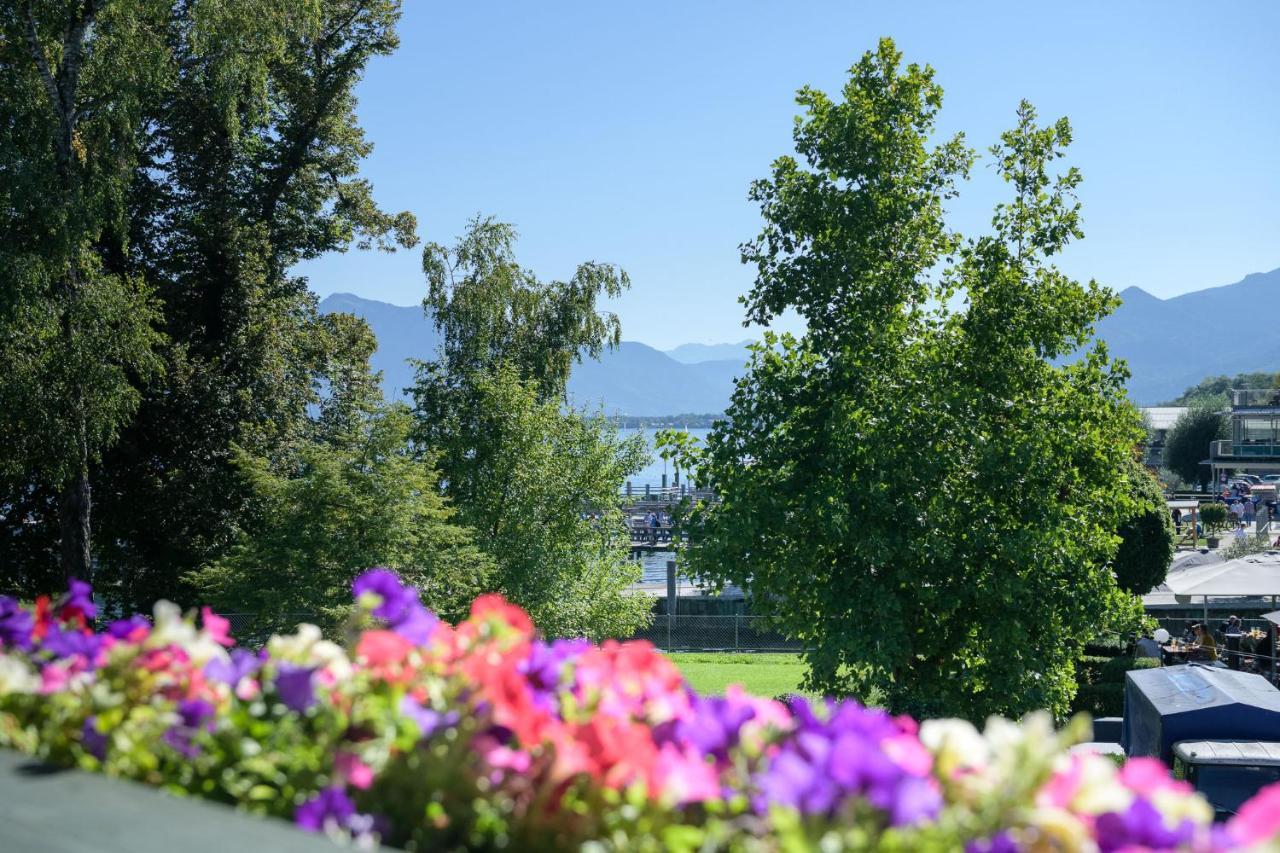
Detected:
[{"left": 2, "top": 575, "right": 1279, "bottom": 851}]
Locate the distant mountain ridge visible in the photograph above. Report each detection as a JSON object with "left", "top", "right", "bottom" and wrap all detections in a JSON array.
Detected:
[
  {"left": 317, "top": 294, "right": 746, "bottom": 414},
  {"left": 319, "top": 266, "right": 1280, "bottom": 412}
]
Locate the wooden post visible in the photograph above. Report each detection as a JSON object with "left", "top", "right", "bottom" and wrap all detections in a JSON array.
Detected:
[
  {"left": 666, "top": 560, "right": 677, "bottom": 651},
  {"left": 661, "top": 472, "right": 667, "bottom": 491},
  {"left": 645, "top": 483, "right": 651, "bottom": 498},
  {"left": 626, "top": 481, "right": 632, "bottom": 497}
]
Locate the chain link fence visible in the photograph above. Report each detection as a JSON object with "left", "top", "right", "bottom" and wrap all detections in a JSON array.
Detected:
[{"left": 626, "top": 615, "right": 800, "bottom": 652}]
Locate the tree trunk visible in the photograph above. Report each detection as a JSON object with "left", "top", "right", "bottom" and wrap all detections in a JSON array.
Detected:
[{"left": 59, "top": 467, "right": 92, "bottom": 582}]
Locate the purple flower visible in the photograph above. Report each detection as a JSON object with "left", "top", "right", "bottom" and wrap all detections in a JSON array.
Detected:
[
  {"left": 295, "top": 787, "right": 357, "bottom": 832},
  {"left": 352, "top": 568, "right": 438, "bottom": 644},
  {"left": 352, "top": 569, "right": 415, "bottom": 622},
  {"left": 163, "top": 699, "right": 215, "bottom": 758},
  {"left": 966, "top": 831, "right": 1019, "bottom": 853},
  {"left": 392, "top": 601, "right": 438, "bottom": 645},
  {"left": 274, "top": 664, "right": 316, "bottom": 712},
  {"left": 752, "top": 697, "right": 940, "bottom": 827},
  {"left": 1095, "top": 798, "right": 1195, "bottom": 852},
  {"left": 519, "top": 638, "right": 588, "bottom": 713},
  {"left": 41, "top": 625, "right": 103, "bottom": 665},
  {"left": 107, "top": 615, "right": 150, "bottom": 640},
  {"left": 61, "top": 578, "right": 96, "bottom": 621},
  {"left": 0, "top": 596, "right": 34, "bottom": 651},
  {"left": 667, "top": 694, "right": 756, "bottom": 762},
  {"left": 81, "top": 716, "right": 108, "bottom": 760},
  {"left": 399, "top": 696, "right": 459, "bottom": 739},
  {"left": 204, "top": 649, "right": 261, "bottom": 686}
]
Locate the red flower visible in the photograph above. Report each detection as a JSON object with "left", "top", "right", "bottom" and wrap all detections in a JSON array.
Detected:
[{"left": 469, "top": 594, "right": 534, "bottom": 635}]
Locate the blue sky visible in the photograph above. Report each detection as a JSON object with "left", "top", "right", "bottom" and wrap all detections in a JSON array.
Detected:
[{"left": 296, "top": 1, "right": 1280, "bottom": 349}]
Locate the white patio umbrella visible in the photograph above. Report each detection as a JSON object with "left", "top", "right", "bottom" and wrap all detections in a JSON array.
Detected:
[{"left": 1165, "top": 551, "right": 1280, "bottom": 622}]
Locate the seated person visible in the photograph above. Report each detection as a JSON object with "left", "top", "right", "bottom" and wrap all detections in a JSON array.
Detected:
[
  {"left": 1191, "top": 623, "right": 1218, "bottom": 662},
  {"left": 1135, "top": 634, "right": 1162, "bottom": 659}
]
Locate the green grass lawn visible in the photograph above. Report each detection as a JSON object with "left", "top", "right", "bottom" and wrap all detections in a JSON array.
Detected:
[{"left": 669, "top": 653, "right": 812, "bottom": 699}]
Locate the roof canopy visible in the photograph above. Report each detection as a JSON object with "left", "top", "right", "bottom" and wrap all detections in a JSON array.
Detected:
[
  {"left": 1122, "top": 665, "right": 1280, "bottom": 763},
  {"left": 1164, "top": 552, "right": 1280, "bottom": 598}
]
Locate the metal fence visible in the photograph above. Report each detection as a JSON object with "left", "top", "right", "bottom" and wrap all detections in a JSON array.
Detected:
[{"left": 626, "top": 615, "right": 800, "bottom": 653}]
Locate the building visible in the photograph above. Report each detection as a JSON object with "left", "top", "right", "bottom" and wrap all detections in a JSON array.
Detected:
[
  {"left": 1209, "top": 390, "right": 1280, "bottom": 480},
  {"left": 1142, "top": 406, "right": 1188, "bottom": 469}
]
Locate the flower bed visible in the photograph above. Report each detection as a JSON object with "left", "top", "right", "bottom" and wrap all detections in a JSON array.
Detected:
[{"left": 1, "top": 573, "right": 1279, "bottom": 851}]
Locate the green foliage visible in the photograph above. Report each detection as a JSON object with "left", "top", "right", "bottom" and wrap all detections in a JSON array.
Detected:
[
  {"left": 1070, "top": 683, "right": 1124, "bottom": 718},
  {"left": 1223, "top": 533, "right": 1272, "bottom": 560},
  {"left": 1164, "top": 372, "right": 1280, "bottom": 408},
  {"left": 0, "top": 0, "right": 172, "bottom": 580},
  {"left": 1164, "top": 408, "right": 1228, "bottom": 488},
  {"left": 676, "top": 40, "right": 1143, "bottom": 722},
  {"left": 1198, "top": 502, "right": 1229, "bottom": 534},
  {"left": 410, "top": 220, "right": 651, "bottom": 641},
  {"left": 426, "top": 367, "right": 651, "bottom": 640},
  {"left": 192, "top": 404, "right": 492, "bottom": 636},
  {"left": 1111, "top": 457, "right": 1175, "bottom": 594},
  {"left": 1, "top": 0, "right": 416, "bottom": 606}
]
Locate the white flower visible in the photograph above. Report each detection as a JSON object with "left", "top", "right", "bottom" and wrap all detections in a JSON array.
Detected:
[
  {"left": 920, "top": 718, "right": 990, "bottom": 776},
  {"left": 148, "top": 600, "right": 196, "bottom": 648},
  {"left": 0, "top": 654, "right": 40, "bottom": 695},
  {"left": 268, "top": 624, "right": 323, "bottom": 663}
]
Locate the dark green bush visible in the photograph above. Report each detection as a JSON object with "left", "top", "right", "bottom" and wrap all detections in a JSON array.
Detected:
[
  {"left": 1100, "top": 655, "right": 1159, "bottom": 684},
  {"left": 1071, "top": 683, "right": 1125, "bottom": 717},
  {"left": 1077, "top": 655, "right": 1112, "bottom": 686}
]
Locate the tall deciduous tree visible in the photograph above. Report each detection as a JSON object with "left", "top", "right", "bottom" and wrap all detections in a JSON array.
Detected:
[
  {"left": 100, "top": 0, "right": 412, "bottom": 611},
  {"left": 1163, "top": 407, "right": 1228, "bottom": 490},
  {"left": 674, "top": 41, "right": 1143, "bottom": 721},
  {"left": 410, "top": 219, "right": 650, "bottom": 639},
  {"left": 0, "top": 0, "right": 167, "bottom": 583}
]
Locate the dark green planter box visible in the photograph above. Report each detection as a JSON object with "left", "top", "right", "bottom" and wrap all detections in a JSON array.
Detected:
[{"left": 0, "top": 750, "right": 341, "bottom": 853}]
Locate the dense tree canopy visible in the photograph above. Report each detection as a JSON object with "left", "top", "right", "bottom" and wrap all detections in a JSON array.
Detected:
[
  {"left": 1164, "top": 407, "right": 1228, "bottom": 489},
  {"left": 0, "top": 0, "right": 415, "bottom": 608},
  {"left": 670, "top": 40, "right": 1144, "bottom": 721},
  {"left": 1111, "top": 456, "right": 1175, "bottom": 595},
  {"left": 410, "top": 219, "right": 650, "bottom": 640},
  {"left": 191, "top": 403, "right": 491, "bottom": 638}
]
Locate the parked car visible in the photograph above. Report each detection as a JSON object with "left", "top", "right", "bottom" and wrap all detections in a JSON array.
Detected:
[{"left": 1262, "top": 474, "right": 1280, "bottom": 484}]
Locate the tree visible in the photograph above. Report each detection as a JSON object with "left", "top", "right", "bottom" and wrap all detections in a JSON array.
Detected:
[
  {"left": 1164, "top": 407, "right": 1228, "bottom": 489},
  {"left": 0, "top": 0, "right": 417, "bottom": 610},
  {"left": 0, "top": 0, "right": 168, "bottom": 581},
  {"left": 673, "top": 41, "right": 1143, "bottom": 721},
  {"left": 1111, "top": 457, "right": 1175, "bottom": 595},
  {"left": 432, "top": 367, "right": 651, "bottom": 640},
  {"left": 191, "top": 403, "right": 491, "bottom": 637},
  {"left": 410, "top": 219, "right": 650, "bottom": 639},
  {"left": 1163, "top": 372, "right": 1280, "bottom": 408}
]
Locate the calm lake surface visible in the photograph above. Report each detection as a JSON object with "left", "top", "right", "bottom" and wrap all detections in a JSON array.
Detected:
[{"left": 617, "top": 427, "right": 711, "bottom": 488}]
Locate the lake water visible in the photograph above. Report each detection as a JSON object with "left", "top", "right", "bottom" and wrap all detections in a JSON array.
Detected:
[{"left": 618, "top": 427, "right": 711, "bottom": 488}]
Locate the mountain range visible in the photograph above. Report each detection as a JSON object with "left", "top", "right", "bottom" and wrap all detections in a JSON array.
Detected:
[{"left": 318, "top": 266, "right": 1280, "bottom": 413}]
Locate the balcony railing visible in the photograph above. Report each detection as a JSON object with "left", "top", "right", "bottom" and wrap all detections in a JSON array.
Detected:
[
  {"left": 1232, "top": 389, "right": 1280, "bottom": 408},
  {"left": 1213, "top": 439, "right": 1233, "bottom": 457},
  {"left": 1211, "top": 439, "right": 1280, "bottom": 459}
]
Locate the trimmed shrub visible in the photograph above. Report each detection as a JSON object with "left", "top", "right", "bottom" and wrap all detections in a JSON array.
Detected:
[{"left": 1100, "top": 655, "right": 1160, "bottom": 684}]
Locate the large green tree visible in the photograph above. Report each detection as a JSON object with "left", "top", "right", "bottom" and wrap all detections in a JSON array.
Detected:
[
  {"left": 672, "top": 41, "right": 1143, "bottom": 721},
  {"left": 191, "top": 401, "right": 491, "bottom": 638},
  {"left": 0, "top": 0, "right": 416, "bottom": 607},
  {"left": 410, "top": 218, "right": 650, "bottom": 639},
  {"left": 0, "top": 0, "right": 168, "bottom": 583},
  {"left": 1164, "top": 407, "right": 1228, "bottom": 489}
]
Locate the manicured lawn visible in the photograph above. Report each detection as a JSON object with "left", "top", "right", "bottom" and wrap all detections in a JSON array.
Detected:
[{"left": 669, "top": 653, "right": 812, "bottom": 699}]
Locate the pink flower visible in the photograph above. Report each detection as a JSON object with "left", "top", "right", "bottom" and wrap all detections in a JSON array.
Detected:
[
  {"left": 39, "top": 663, "right": 70, "bottom": 694},
  {"left": 334, "top": 753, "right": 375, "bottom": 790},
  {"left": 1039, "top": 755, "right": 1084, "bottom": 809},
  {"left": 1119, "top": 756, "right": 1192, "bottom": 796},
  {"left": 652, "top": 743, "right": 720, "bottom": 804},
  {"left": 234, "top": 679, "right": 260, "bottom": 701},
  {"left": 883, "top": 732, "right": 934, "bottom": 777},
  {"left": 201, "top": 608, "right": 234, "bottom": 647},
  {"left": 1229, "top": 781, "right": 1280, "bottom": 845}
]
